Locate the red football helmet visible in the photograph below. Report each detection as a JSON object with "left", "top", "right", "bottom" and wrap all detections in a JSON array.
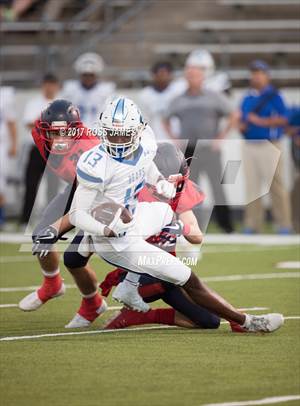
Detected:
[{"left": 36, "top": 99, "right": 83, "bottom": 154}]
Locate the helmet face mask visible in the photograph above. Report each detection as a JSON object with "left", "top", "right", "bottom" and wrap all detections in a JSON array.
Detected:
[
  {"left": 100, "top": 97, "right": 145, "bottom": 159},
  {"left": 37, "top": 100, "right": 83, "bottom": 155}
]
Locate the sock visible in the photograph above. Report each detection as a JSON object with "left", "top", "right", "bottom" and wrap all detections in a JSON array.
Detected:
[
  {"left": 124, "top": 308, "right": 175, "bottom": 327},
  {"left": 153, "top": 308, "right": 176, "bottom": 325},
  {"left": 78, "top": 292, "right": 103, "bottom": 322},
  {"left": 241, "top": 314, "right": 250, "bottom": 328},
  {"left": 125, "top": 272, "right": 140, "bottom": 286},
  {"left": 37, "top": 269, "right": 63, "bottom": 302}
]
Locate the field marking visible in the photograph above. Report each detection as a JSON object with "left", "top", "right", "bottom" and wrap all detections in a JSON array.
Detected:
[
  {"left": 0, "top": 304, "right": 18, "bottom": 308},
  {"left": 0, "top": 283, "right": 77, "bottom": 292},
  {"left": 1, "top": 232, "right": 300, "bottom": 245},
  {"left": 0, "top": 272, "right": 299, "bottom": 293},
  {"left": 0, "top": 303, "right": 122, "bottom": 310},
  {"left": 0, "top": 316, "right": 299, "bottom": 342},
  {"left": 202, "top": 394, "right": 300, "bottom": 406},
  {"left": 0, "top": 244, "right": 298, "bottom": 264},
  {"left": 0, "top": 303, "right": 267, "bottom": 312},
  {"left": 276, "top": 261, "right": 300, "bottom": 269}
]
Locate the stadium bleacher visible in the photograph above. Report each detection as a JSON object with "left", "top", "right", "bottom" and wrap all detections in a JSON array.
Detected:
[{"left": 1, "top": 0, "right": 299, "bottom": 87}]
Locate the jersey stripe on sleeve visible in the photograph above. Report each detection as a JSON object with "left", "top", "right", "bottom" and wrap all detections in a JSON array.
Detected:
[{"left": 77, "top": 167, "right": 103, "bottom": 183}]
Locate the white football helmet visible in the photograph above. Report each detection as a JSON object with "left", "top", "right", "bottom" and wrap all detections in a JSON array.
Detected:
[
  {"left": 185, "top": 49, "right": 215, "bottom": 78},
  {"left": 74, "top": 52, "right": 104, "bottom": 75},
  {"left": 99, "top": 96, "right": 145, "bottom": 159}
]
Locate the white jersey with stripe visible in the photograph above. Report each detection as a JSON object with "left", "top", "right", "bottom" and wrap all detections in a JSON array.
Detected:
[{"left": 75, "top": 125, "right": 157, "bottom": 218}]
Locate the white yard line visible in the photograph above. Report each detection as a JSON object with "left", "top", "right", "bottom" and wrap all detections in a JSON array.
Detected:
[
  {"left": 0, "top": 304, "right": 18, "bottom": 308},
  {"left": 0, "top": 316, "right": 299, "bottom": 342},
  {"left": 0, "top": 272, "right": 299, "bottom": 293},
  {"left": 1, "top": 232, "right": 299, "bottom": 245},
  {"left": 0, "top": 304, "right": 268, "bottom": 311},
  {"left": 0, "top": 245, "right": 297, "bottom": 264},
  {"left": 276, "top": 262, "right": 300, "bottom": 270},
  {"left": 0, "top": 303, "right": 122, "bottom": 310},
  {"left": 0, "top": 284, "right": 76, "bottom": 292},
  {"left": 202, "top": 394, "right": 300, "bottom": 406}
]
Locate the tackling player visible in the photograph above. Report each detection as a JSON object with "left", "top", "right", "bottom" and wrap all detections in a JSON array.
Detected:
[
  {"left": 67, "top": 96, "right": 284, "bottom": 333},
  {"left": 18, "top": 99, "right": 107, "bottom": 320}
]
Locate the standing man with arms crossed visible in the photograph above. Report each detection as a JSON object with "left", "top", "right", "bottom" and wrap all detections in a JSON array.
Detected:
[{"left": 239, "top": 60, "right": 292, "bottom": 234}]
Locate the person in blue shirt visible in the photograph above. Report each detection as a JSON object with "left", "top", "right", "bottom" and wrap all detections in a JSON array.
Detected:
[{"left": 239, "top": 60, "right": 292, "bottom": 234}]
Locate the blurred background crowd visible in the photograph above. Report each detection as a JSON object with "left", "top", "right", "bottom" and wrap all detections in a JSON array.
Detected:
[{"left": 0, "top": 0, "right": 299, "bottom": 234}]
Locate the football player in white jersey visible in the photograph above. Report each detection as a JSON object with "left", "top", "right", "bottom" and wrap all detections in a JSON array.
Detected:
[
  {"left": 0, "top": 86, "right": 17, "bottom": 228},
  {"left": 139, "top": 61, "right": 186, "bottom": 141},
  {"left": 68, "top": 96, "right": 284, "bottom": 333},
  {"left": 62, "top": 52, "right": 115, "bottom": 129}
]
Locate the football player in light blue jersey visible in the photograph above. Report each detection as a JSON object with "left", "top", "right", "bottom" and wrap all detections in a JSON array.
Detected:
[{"left": 67, "top": 96, "right": 284, "bottom": 333}]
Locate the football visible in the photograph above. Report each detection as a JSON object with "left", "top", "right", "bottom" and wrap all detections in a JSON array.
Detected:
[{"left": 91, "top": 201, "right": 132, "bottom": 226}]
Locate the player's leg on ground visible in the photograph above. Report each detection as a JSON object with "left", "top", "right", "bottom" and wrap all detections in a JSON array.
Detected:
[
  {"left": 162, "top": 285, "right": 220, "bottom": 329},
  {"left": 99, "top": 239, "right": 283, "bottom": 332},
  {"left": 183, "top": 272, "right": 244, "bottom": 324}
]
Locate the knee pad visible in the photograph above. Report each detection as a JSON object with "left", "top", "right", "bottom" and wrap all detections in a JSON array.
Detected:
[{"left": 63, "top": 250, "right": 89, "bottom": 269}]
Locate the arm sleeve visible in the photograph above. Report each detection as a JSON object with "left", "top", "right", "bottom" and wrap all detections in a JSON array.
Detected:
[
  {"left": 145, "top": 161, "right": 163, "bottom": 186},
  {"left": 69, "top": 150, "right": 107, "bottom": 235},
  {"left": 69, "top": 184, "right": 106, "bottom": 235}
]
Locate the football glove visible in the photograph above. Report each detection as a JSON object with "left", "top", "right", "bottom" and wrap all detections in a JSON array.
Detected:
[
  {"left": 161, "top": 220, "right": 190, "bottom": 237},
  {"left": 32, "top": 226, "right": 67, "bottom": 258},
  {"left": 107, "top": 208, "right": 135, "bottom": 238},
  {"left": 156, "top": 179, "right": 176, "bottom": 199},
  {"left": 161, "top": 220, "right": 184, "bottom": 236}
]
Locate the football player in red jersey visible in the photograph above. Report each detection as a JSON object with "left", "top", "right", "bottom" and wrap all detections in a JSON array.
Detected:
[
  {"left": 19, "top": 99, "right": 106, "bottom": 320},
  {"left": 97, "top": 143, "right": 222, "bottom": 330}
]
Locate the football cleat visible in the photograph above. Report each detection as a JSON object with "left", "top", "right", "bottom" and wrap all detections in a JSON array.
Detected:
[
  {"left": 65, "top": 299, "right": 108, "bottom": 329},
  {"left": 112, "top": 281, "right": 150, "bottom": 313},
  {"left": 242, "top": 313, "right": 284, "bottom": 333},
  {"left": 18, "top": 283, "right": 66, "bottom": 311}
]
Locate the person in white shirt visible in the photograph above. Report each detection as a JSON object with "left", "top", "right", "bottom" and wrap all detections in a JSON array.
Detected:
[
  {"left": 20, "top": 73, "right": 61, "bottom": 225},
  {"left": 139, "top": 61, "right": 185, "bottom": 141},
  {"left": 62, "top": 52, "right": 115, "bottom": 130},
  {"left": 0, "top": 86, "right": 17, "bottom": 228}
]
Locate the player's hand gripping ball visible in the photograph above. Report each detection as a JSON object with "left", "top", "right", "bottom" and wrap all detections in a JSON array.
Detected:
[{"left": 91, "top": 202, "right": 134, "bottom": 237}]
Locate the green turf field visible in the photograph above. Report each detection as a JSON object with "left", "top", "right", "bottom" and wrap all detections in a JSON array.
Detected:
[{"left": 0, "top": 242, "right": 299, "bottom": 406}]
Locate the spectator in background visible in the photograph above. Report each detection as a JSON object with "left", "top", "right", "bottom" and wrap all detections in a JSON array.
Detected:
[
  {"left": 286, "top": 106, "right": 300, "bottom": 233},
  {"left": 239, "top": 60, "right": 292, "bottom": 234},
  {"left": 62, "top": 52, "right": 115, "bottom": 129},
  {"left": 20, "top": 73, "right": 60, "bottom": 226},
  {"left": 163, "top": 61, "right": 236, "bottom": 234},
  {"left": 0, "top": 85, "right": 17, "bottom": 228},
  {"left": 139, "top": 61, "right": 185, "bottom": 140}
]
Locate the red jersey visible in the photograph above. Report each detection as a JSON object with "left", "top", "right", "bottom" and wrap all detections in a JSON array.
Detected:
[
  {"left": 138, "top": 179, "right": 205, "bottom": 213},
  {"left": 32, "top": 126, "right": 100, "bottom": 183}
]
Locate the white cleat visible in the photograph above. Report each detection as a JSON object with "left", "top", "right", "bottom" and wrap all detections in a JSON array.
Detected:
[
  {"left": 112, "top": 281, "right": 150, "bottom": 313},
  {"left": 243, "top": 313, "right": 284, "bottom": 333},
  {"left": 18, "top": 283, "right": 66, "bottom": 312},
  {"left": 65, "top": 299, "right": 108, "bottom": 329}
]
